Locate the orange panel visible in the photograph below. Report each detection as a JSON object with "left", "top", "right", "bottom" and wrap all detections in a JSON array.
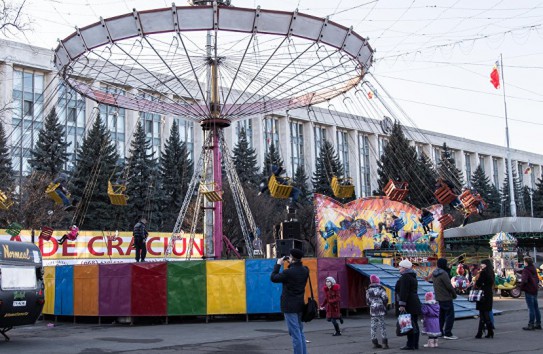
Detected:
[
  {"left": 303, "top": 258, "right": 319, "bottom": 304},
  {"left": 73, "top": 264, "right": 99, "bottom": 316}
]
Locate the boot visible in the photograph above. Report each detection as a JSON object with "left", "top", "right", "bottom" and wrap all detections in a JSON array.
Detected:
[
  {"left": 382, "top": 338, "right": 389, "bottom": 349},
  {"left": 523, "top": 323, "right": 535, "bottom": 331},
  {"left": 534, "top": 323, "right": 542, "bottom": 330},
  {"left": 57, "top": 235, "right": 66, "bottom": 245},
  {"left": 333, "top": 322, "right": 341, "bottom": 336},
  {"left": 485, "top": 322, "right": 494, "bottom": 338},
  {"left": 372, "top": 338, "right": 382, "bottom": 348},
  {"left": 434, "top": 338, "right": 439, "bottom": 347},
  {"left": 475, "top": 318, "right": 484, "bottom": 338},
  {"left": 423, "top": 339, "right": 432, "bottom": 348}
]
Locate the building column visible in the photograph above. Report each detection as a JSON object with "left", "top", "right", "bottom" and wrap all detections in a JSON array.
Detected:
[
  {"left": 348, "top": 130, "right": 360, "bottom": 196},
  {"left": 368, "top": 133, "right": 379, "bottom": 194}
]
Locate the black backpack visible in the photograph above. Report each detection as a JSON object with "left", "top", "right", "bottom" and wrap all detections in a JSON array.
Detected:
[{"left": 301, "top": 267, "right": 318, "bottom": 322}]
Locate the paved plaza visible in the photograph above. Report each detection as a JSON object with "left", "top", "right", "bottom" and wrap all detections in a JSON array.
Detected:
[{"left": 1, "top": 294, "right": 541, "bottom": 353}]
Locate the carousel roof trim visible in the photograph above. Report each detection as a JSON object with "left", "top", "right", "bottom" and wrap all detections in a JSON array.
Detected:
[{"left": 444, "top": 217, "right": 543, "bottom": 239}]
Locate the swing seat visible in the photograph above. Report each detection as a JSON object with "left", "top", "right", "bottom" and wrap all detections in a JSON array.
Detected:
[
  {"left": 268, "top": 174, "right": 292, "bottom": 199},
  {"left": 459, "top": 190, "right": 478, "bottom": 209},
  {"left": 46, "top": 183, "right": 71, "bottom": 205},
  {"left": 6, "top": 222, "right": 23, "bottom": 237},
  {"left": 39, "top": 226, "right": 54, "bottom": 241},
  {"left": 438, "top": 214, "right": 454, "bottom": 228},
  {"left": 384, "top": 179, "right": 409, "bottom": 202},
  {"left": 108, "top": 181, "right": 128, "bottom": 206},
  {"left": 331, "top": 176, "right": 355, "bottom": 199},
  {"left": 200, "top": 183, "right": 223, "bottom": 202},
  {"left": 421, "top": 214, "right": 434, "bottom": 227},
  {"left": 0, "top": 189, "right": 14, "bottom": 210},
  {"left": 434, "top": 182, "right": 457, "bottom": 205}
]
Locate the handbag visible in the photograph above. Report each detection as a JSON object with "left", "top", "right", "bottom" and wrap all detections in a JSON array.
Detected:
[
  {"left": 396, "top": 311, "right": 413, "bottom": 336},
  {"left": 301, "top": 267, "right": 318, "bottom": 322},
  {"left": 468, "top": 289, "right": 484, "bottom": 302}
]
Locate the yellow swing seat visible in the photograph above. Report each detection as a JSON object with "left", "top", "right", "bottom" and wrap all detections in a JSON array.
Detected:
[
  {"left": 108, "top": 181, "right": 128, "bottom": 206},
  {"left": 331, "top": 176, "right": 355, "bottom": 199},
  {"left": 200, "top": 182, "right": 223, "bottom": 202},
  {"left": 0, "top": 189, "right": 14, "bottom": 210},
  {"left": 268, "top": 174, "right": 292, "bottom": 199},
  {"left": 45, "top": 183, "right": 71, "bottom": 205}
]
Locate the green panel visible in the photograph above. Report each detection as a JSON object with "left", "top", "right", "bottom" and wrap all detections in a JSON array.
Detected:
[{"left": 167, "top": 261, "right": 206, "bottom": 315}]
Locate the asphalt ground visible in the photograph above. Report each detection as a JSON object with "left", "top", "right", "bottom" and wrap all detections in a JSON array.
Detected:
[{"left": 1, "top": 294, "right": 542, "bottom": 354}]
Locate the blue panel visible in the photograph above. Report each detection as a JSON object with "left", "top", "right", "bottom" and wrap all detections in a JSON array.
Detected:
[
  {"left": 347, "top": 263, "right": 480, "bottom": 319},
  {"left": 54, "top": 266, "right": 74, "bottom": 316},
  {"left": 245, "top": 259, "right": 282, "bottom": 314}
]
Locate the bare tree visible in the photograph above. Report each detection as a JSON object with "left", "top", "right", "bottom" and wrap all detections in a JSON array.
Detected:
[{"left": 0, "top": 0, "right": 30, "bottom": 36}]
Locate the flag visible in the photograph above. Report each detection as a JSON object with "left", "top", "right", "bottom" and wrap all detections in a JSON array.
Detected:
[
  {"left": 524, "top": 167, "right": 532, "bottom": 175},
  {"left": 490, "top": 61, "right": 500, "bottom": 89},
  {"left": 367, "top": 91, "right": 374, "bottom": 99}
]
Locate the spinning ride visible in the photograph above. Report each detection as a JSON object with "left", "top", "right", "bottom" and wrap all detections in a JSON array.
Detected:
[{"left": 53, "top": 1, "right": 374, "bottom": 259}]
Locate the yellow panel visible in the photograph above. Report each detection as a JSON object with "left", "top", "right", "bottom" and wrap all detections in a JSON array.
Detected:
[
  {"left": 385, "top": 288, "right": 392, "bottom": 305},
  {"left": 73, "top": 265, "right": 99, "bottom": 316},
  {"left": 206, "top": 260, "right": 246, "bottom": 314},
  {"left": 303, "top": 258, "right": 319, "bottom": 304},
  {"left": 382, "top": 258, "right": 394, "bottom": 266},
  {"left": 43, "top": 266, "right": 56, "bottom": 315}
]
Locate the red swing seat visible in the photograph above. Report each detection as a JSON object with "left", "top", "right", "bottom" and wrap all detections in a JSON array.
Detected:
[
  {"left": 39, "top": 226, "right": 54, "bottom": 241},
  {"left": 438, "top": 214, "right": 455, "bottom": 228},
  {"left": 434, "top": 181, "right": 457, "bottom": 205},
  {"left": 384, "top": 179, "right": 409, "bottom": 202},
  {"left": 458, "top": 190, "right": 478, "bottom": 209}
]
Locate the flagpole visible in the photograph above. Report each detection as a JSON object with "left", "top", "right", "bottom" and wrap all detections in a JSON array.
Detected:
[{"left": 500, "top": 53, "right": 517, "bottom": 217}]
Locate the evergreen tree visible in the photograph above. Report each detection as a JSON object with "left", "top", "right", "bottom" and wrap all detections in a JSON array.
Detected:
[
  {"left": 500, "top": 164, "right": 524, "bottom": 217},
  {"left": 532, "top": 177, "right": 543, "bottom": 217},
  {"left": 374, "top": 122, "right": 435, "bottom": 208},
  {"left": 0, "top": 121, "right": 13, "bottom": 187},
  {"left": 438, "top": 143, "right": 464, "bottom": 193},
  {"left": 470, "top": 164, "right": 501, "bottom": 217},
  {"left": 312, "top": 139, "right": 344, "bottom": 198},
  {"left": 262, "top": 142, "right": 284, "bottom": 175},
  {"left": 71, "top": 115, "right": 120, "bottom": 230},
  {"left": 232, "top": 127, "right": 259, "bottom": 186},
  {"left": 28, "top": 107, "right": 69, "bottom": 177},
  {"left": 124, "top": 120, "right": 161, "bottom": 229},
  {"left": 521, "top": 185, "right": 533, "bottom": 217},
  {"left": 159, "top": 120, "right": 193, "bottom": 231},
  {"left": 293, "top": 165, "right": 312, "bottom": 204}
]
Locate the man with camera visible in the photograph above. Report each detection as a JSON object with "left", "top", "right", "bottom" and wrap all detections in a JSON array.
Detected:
[{"left": 271, "top": 249, "right": 309, "bottom": 354}]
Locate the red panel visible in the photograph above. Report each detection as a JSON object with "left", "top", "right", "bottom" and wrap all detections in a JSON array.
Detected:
[
  {"left": 317, "top": 258, "right": 348, "bottom": 309},
  {"left": 345, "top": 257, "right": 368, "bottom": 264},
  {"left": 347, "top": 266, "right": 368, "bottom": 308},
  {"left": 131, "top": 262, "right": 167, "bottom": 316}
]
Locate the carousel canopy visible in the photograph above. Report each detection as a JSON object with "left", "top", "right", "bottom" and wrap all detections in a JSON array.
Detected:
[{"left": 489, "top": 231, "right": 517, "bottom": 247}]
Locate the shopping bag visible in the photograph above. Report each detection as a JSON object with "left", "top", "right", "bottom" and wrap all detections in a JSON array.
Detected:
[
  {"left": 468, "top": 289, "right": 484, "bottom": 302},
  {"left": 396, "top": 312, "right": 413, "bottom": 336}
]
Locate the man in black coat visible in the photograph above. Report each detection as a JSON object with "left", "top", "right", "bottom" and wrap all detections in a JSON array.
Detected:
[{"left": 271, "top": 248, "right": 309, "bottom": 354}]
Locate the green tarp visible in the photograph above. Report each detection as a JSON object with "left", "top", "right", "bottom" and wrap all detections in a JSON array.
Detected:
[{"left": 167, "top": 261, "right": 206, "bottom": 315}]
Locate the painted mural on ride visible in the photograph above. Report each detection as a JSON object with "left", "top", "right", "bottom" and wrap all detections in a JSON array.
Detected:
[{"left": 314, "top": 193, "right": 444, "bottom": 258}]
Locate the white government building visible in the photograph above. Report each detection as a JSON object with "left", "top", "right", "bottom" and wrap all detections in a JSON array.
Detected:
[{"left": 1, "top": 38, "right": 542, "bottom": 199}]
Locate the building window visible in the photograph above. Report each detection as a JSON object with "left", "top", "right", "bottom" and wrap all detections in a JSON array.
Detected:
[
  {"left": 530, "top": 164, "right": 536, "bottom": 188},
  {"left": 518, "top": 162, "right": 524, "bottom": 186},
  {"left": 337, "top": 130, "right": 350, "bottom": 176},
  {"left": 99, "top": 86, "right": 126, "bottom": 159},
  {"left": 176, "top": 117, "right": 194, "bottom": 161},
  {"left": 378, "top": 137, "right": 388, "bottom": 158},
  {"left": 465, "top": 152, "right": 472, "bottom": 186},
  {"left": 479, "top": 155, "right": 486, "bottom": 172},
  {"left": 235, "top": 119, "right": 253, "bottom": 148},
  {"left": 433, "top": 147, "right": 441, "bottom": 165},
  {"left": 359, "top": 134, "right": 371, "bottom": 197},
  {"left": 263, "top": 116, "right": 279, "bottom": 152},
  {"left": 138, "top": 91, "right": 162, "bottom": 160},
  {"left": 492, "top": 158, "right": 500, "bottom": 189},
  {"left": 290, "top": 121, "right": 304, "bottom": 173},
  {"left": 58, "top": 83, "right": 86, "bottom": 170},
  {"left": 11, "top": 68, "right": 45, "bottom": 179},
  {"left": 314, "top": 125, "right": 326, "bottom": 157}
]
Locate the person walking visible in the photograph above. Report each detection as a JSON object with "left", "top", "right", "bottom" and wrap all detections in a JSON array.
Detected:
[
  {"left": 366, "top": 274, "right": 389, "bottom": 349},
  {"left": 432, "top": 258, "right": 458, "bottom": 339},
  {"left": 395, "top": 259, "right": 422, "bottom": 350},
  {"left": 133, "top": 217, "right": 149, "bottom": 262},
  {"left": 320, "top": 276, "right": 343, "bottom": 336},
  {"left": 421, "top": 292, "right": 441, "bottom": 348},
  {"left": 520, "top": 256, "right": 541, "bottom": 330},
  {"left": 270, "top": 249, "right": 309, "bottom": 354},
  {"left": 474, "top": 259, "right": 494, "bottom": 339}
]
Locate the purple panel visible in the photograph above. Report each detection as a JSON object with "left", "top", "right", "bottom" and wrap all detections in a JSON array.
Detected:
[
  {"left": 99, "top": 263, "right": 132, "bottom": 316},
  {"left": 317, "top": 258, "right": 348, "bottom": 308}
]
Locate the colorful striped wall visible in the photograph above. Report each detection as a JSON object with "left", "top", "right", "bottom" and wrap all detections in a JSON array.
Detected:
[{"left": 44, "top": 257, "right": 382, "bottom": 317}]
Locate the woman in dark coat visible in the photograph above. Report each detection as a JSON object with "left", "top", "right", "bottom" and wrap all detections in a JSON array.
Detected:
[
  {"left": 475, "top": 259, "right": 494, "bottom": 338},
  {"left": 395, "top": 259, "right": 422, "bottom": 350}
]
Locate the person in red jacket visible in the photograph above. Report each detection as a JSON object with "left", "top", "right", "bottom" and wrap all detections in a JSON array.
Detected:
[
  {"left": 520, "top": 256, "right": 541, "bottom": 330},
  {"left": 320, "top": 276, "right": 343, "bottom": 336}
]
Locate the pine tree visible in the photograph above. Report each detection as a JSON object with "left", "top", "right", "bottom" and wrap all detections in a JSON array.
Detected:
[
  {"left": 293, "top": 165, "right": 312, "bottom": 204},
  {"left": 232, "top": 127, "right": 259, "bottom": 186},
  {"left": 500, "top": 164, "right": 523, "bottom": 217},
  {"left": 28, "top": 107, "right": 70, "bottom": 177},
  {"left": 470, "top": 164, "right": 501, "bottom": 217},
  {"left": 159, "top": 120, "right": 193, "bottom": 231},
  {"left": 438, "top": 143, "right": 464, "bottom": 193},
  {"left": 70, "top": 115, "right": 120, "bottom": 230},
  {"left": 0, "top": 121, "right": 13, "bottom": 188},
  {"left": 312, "top": 139, "right": 344, "bottom": 198},
  {"left": 533, "top": 177, "right": 543, "bottom": 217},
  {"left": 124, "top": 120, "right": 161, "bottom": 229},
  {"left": 521, "top": 185, "right": 533, "bottom": 217},
  {"left": 412, "top": 152, "right": 439, "bottom": 207},
  {"left": 262, "top": 142, "right": 284, "bottom": 175}
]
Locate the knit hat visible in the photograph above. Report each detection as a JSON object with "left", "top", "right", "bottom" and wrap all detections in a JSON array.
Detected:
[
  {"left": 370, "top": 274, "right": 380, "bottom": 284},
  {"left": 399, "top": 259, "right": 412, "bottom": 269},
  {"left": 425, "top": 292, "right": 434, "bottom": 301},
  {"left": 325, "top": 276, "right": 336, "bottom": 285},
  {"left": 437, "top": 258, "right": 448, "bottom": 270},
  {"left": 289, "top": 248, "right": 304, "bottom": 260}
]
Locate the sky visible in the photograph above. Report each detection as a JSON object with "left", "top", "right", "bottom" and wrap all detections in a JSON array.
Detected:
[{"left": 7, "top": 0, "right": 543, "bottom": 155}]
